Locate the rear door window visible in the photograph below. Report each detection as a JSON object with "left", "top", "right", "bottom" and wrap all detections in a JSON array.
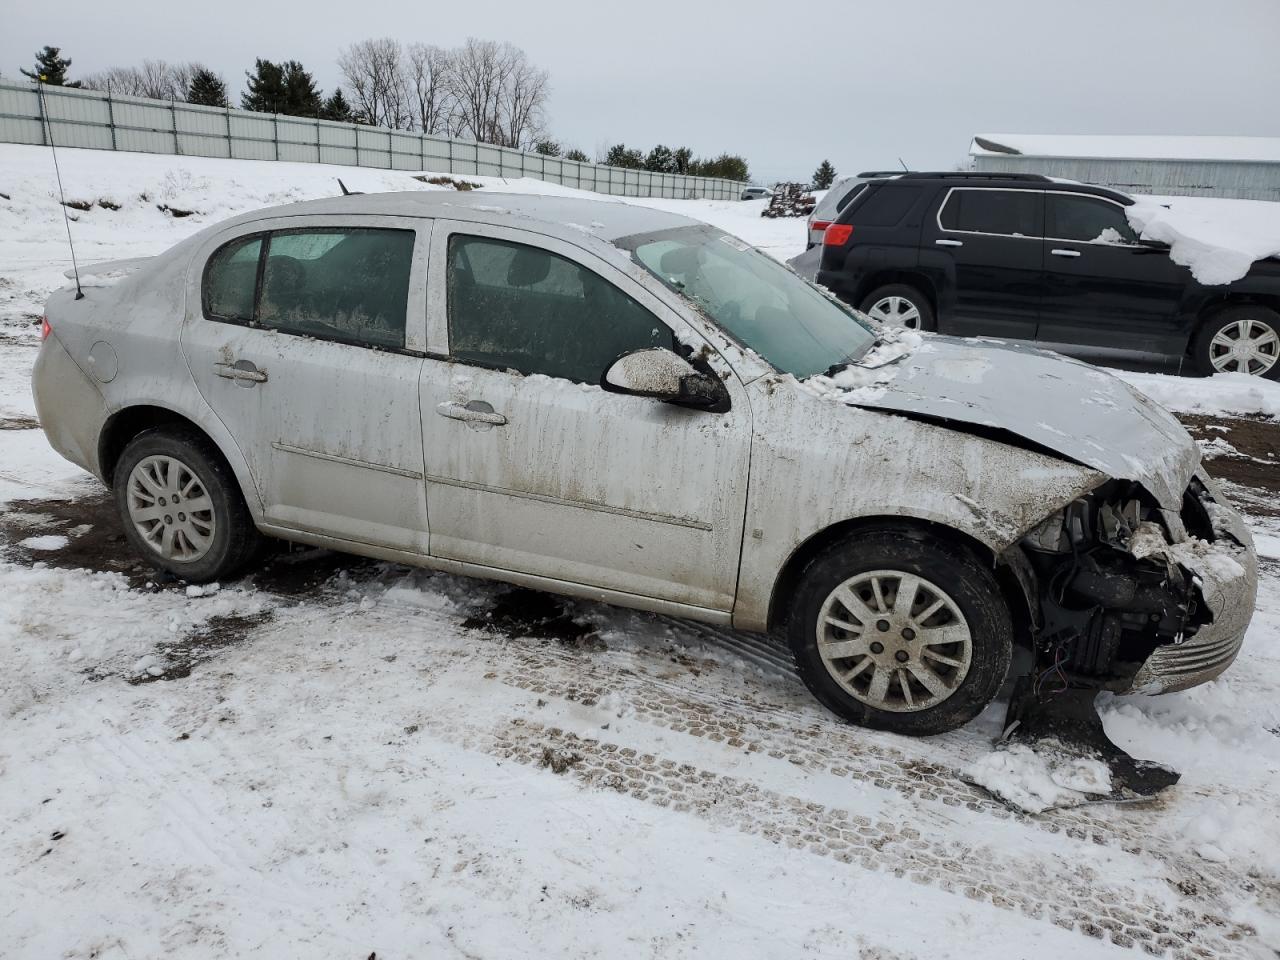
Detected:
[
  {"left": 447, "top": 234, "right": 672, "bottom": 384},
  {"left": 1046, "top": 195, "right": 1138, "bottom": 244},
  {"left": 258, "top": 228, "right": 415, "bottom": 349},
  {"left": 939, "top": 189, "right": 1043, "bottom": 237},
  {"left": 203, "top": 235, "right": 262, "bottom": 322}
]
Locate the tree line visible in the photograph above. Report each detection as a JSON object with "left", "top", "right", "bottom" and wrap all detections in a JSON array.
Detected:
[{"left": 16, "top": 44, "right": 751, "bottom": 180}]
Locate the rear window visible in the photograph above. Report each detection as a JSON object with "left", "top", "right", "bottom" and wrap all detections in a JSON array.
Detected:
[
  {"left": 847, "top": 185, "right": 924, "bottom": 227},
  {"left": 812, "top": 181, "right": 867, "bottom": 220},
  {"left": 939, "top": 189, "right": 1042, "bottom": 237}
]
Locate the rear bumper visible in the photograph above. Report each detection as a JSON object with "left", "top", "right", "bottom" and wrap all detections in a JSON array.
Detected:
[
  {"left": 1124, "top": 479, "right": 1258, "bottom": 695},
  {"left": 32, "top": 334, "right": 107, "bottom": 480}
]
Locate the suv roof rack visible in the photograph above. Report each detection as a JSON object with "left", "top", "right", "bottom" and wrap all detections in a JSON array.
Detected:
[
  {"left": 856, "top": 170, "right": 905, "bottom": 178},
  {"left": 898, "top": 172, "right": 1052, "bottom": 182}
]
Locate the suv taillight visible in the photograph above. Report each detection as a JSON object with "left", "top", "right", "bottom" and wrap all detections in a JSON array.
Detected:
[
  {"left": 40, "top": 317, "right": 52, "bottom": 341},
  {"left": 823, "top": 223, "right": 853, "bottom": 246}
]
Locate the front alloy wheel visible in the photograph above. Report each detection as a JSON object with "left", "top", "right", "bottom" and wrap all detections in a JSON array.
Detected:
[
  {"left": 817, "top": 570, "right": 972, "bottom": 712},
  {"left": 1207, "top": 316, "right": 1279, "bottom": 376}
]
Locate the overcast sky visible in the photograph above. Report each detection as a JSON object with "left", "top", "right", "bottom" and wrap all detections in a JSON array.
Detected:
[{"left": 5, "top": 0, "right": 1279, "bottom": 183}]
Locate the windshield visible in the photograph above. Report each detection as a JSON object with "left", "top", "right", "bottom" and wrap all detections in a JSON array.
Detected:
[{"left": 618, "top": 225, "right": 877, "bottom": 378}]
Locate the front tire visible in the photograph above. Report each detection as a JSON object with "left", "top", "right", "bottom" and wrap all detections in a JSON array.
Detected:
[
  {"left": 785, "top": 529, "right": 1012, "bottom": 736},
  {"left": 1191, "top": 304, "right": 1280, "bottom": 379},
  {"left": 858, "top": 284, "right": 936, "bottom": 332},
  {"left": 113, "top": 428, "right": 263, "bottom": 583}
]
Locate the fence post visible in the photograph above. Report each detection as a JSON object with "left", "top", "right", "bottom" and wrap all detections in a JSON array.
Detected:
[
  {"left": 35, "top": 82, "right": 47, "bottom": 146},
  {"left": 225, "top": 105, "right": 233, "bottom": 159},
  {"left": 315, "top": 114, "right": 321, "bottom": 164},
  {"left": 105, "top": 88, "right": 117, "bottom": 151},
  {"left": 171, "top": 99, "right": 180, "bottom": 155},
  {"left": 273, "top": 114, "right": 279, "bottom": 161}
]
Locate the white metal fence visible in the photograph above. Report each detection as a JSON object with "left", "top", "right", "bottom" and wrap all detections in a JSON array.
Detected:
[{"left": 0, "top": 79, "right": 747, "bottom": 201}]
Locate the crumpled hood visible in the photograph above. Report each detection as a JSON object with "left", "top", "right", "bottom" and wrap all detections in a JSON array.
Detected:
[{"left": 843, "top": 335, "right": 1199, "bottom": 509}]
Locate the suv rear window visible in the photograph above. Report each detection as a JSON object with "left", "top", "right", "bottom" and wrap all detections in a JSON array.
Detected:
[
  {"left": 939, "top": 188, "right": 1042, "bottom": 237},
  {"left": 847, "top": 185, "right": 923, "bottom": 226}
]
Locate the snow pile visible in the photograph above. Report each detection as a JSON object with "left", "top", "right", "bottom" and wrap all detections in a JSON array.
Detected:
[
  {"left": 1113, "top": 368, "right": 1280, "bottom": 417},
  {"left": 1126, "top": 194, "right": 1280, "bottom": 285},
  {"left": 799, "top": 328, "right": 924, "bottom": 403},
  {"left": 965, "top": 742, "right": 1113, "bottom": 814}
]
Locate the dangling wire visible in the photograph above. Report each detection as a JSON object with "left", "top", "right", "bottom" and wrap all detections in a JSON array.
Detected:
[{"left": 36, "top": 77, "right": 84, "bottom": 300}]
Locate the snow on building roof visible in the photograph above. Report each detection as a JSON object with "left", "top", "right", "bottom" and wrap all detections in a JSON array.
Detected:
[{"left": 970, "top": 134, "right": 1280, "bottom": 164}]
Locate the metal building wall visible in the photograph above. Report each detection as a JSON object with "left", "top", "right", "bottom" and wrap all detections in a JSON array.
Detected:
[
  {"left": 0, "top": 80, "right": 747, "bottom": 201},
  {"left": 972, "top": 153, "right": 1280, "bottom": 201}
]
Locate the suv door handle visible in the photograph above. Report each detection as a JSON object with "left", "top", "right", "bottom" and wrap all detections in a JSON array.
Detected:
[
  {"left": 213, "top": 360, "right": 268, "bottom": 384},
  {"left": 1050, "top": 248, "right": 1082, "bottom": 258},
  {"left": 935, "top": 239, "right": 963, "bottom": 247},
  {"left": 436, "top": 400, "right": 507, "bottom": 426}
]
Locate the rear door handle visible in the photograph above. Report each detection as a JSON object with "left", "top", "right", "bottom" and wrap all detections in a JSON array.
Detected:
[
  {"left": 935, "top": 238, "right": 963, "bottom": 247},
  {"left": 1050, "top": 248, "right": 1082, "bottom": 258},
  {"left": 436, "top": 400, "right": 507, "bottom": 426},
  {"left": 213, "top": 360, "right": 268, "bottom": 384}
]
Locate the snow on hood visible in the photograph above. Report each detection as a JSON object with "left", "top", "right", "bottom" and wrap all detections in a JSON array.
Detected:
[
  {"left": 1126, "top": 196, "right": 1280, "bottom": 286},
  {"left": 810, "top": 335, "right": 1199, "bottom": 509}
]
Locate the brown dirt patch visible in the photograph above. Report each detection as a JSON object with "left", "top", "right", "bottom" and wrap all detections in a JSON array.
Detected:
[{"left": 1178, "top": 413, "right": 1280, "bottom": 515}]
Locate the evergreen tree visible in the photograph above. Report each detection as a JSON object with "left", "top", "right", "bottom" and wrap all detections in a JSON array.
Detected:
[
  {"left": 20, "top": 46, "right": 80, "bottom": 86},
  {"left": 321, "top": 89, "right": 353, "bottom": 122},
  {"left": 812, "top": 159, "right": 837, "bottom": 190},
  {"left": 281, "top": 60, "right": 321, "bottom": 116},
  {"left": 564, "top": 148, "right": 589, "bottom": 162},
  {"left": 187, "top": 68, "right": 228, "bottom": 107},
  {"left": 644, "top": 144, "right": 676, "bottom": 173},
  {"left": 604, "top": 143, "right": 644, "bottom": 169},
  {"left": 241, "top": 59, "right": 286, "bottom": 113},
  {"left": 672, "top": 147, "right": 693, "bottom": 174},
  {"left": 533, "top": 139, "right": 561, "bottom": 156},
  {"left": 689, "top": 153, "right": 750, "bottom": 182}
]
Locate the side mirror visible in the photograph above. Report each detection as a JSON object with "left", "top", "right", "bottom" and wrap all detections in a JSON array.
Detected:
[{"left": 601, "top": 347, "right": 726, "bottom": 409}]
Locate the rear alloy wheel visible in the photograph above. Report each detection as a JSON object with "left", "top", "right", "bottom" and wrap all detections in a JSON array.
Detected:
[
  {"left": 858, "top": 284, "right": 936, "bottom": 332},
  {"left": 786, "top": 529, "right": 1011, "bottom": 735},
  {"left": 113, "top": 428, "right": 263, "bottom": 582},
  {"left": 1193, "top": 305, "right": 1280, "bottom": 379}
]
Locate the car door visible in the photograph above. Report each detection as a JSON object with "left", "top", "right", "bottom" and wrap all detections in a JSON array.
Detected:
[
  {"left": 922, "top": 187, "right": 1044, "bottom": 338},
  {"left": 1038, "top": 192, "right": 1189, "bottom": 353},
  {"left": 418, "top": 220, "right": 751, "bottom": 613},
  {"left": 181, "top": 214, "right": 432, "bottom": 554}
]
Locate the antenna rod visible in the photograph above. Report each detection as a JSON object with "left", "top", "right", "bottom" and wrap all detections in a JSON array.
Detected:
[
  {"left": 898, "top": 157, "right": 909, "bottom": 172},
  {"left": 37, "top": 77, "right": 84, "bottom": 300}
]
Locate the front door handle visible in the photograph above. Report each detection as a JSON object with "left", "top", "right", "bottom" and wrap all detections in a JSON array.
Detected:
[
  {"left": 436, "top": 400, "right": 507, "bottom": 426},
  {"left": 1050, "top": 248, "right": 1082, "bottom": 258},
  {"left": 214, "top": 360, "right": 268, "bottom": 385},
  {"left": 935, "top": 238, "right": 964, "bottom": 247}
]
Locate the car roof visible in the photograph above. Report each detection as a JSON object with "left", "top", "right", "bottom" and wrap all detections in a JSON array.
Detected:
[
  {"left": 886, "top": 172, "right": 1133, "bottom": 204},
  {"left": 215, "top": 190, "right": 702, "bottom": 243}
]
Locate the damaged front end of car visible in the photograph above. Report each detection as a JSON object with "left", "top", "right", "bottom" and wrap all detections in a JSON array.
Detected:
[{"left": 1000, "top": 470, "right": 1258, "bottom": 798}]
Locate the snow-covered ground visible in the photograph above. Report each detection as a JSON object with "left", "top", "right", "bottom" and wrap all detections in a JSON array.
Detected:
[{"left": 4, "top": 145, "right": 1280, "bottom": 959}]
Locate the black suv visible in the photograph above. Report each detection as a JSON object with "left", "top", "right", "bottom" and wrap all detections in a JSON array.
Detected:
[{"left": 816, "top": 173, "right": 1280, "bottom": 378}]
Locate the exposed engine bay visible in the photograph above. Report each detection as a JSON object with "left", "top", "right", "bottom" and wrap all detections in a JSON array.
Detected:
[{"left": 995, "top": 472, "right": 1257, "bottom": 802}]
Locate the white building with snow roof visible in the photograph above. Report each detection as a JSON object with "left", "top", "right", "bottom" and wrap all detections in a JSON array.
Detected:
[{"left": 969, "top": 134, "right": 1280, "bottom": 201}]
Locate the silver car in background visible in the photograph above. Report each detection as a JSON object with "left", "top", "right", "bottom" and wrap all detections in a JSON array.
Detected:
[{"left": 33, "top": 192, "right": 1257, "bottom": 736}]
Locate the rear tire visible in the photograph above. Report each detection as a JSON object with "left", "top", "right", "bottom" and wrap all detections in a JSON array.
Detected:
[
  {"left": 1190, "top": 304, "right": 1280, "bottom": 379},
  {"left": 113, "top": 428, "right": 264, "bottom": 583},
  {"left": 785, "top": 528, "right": 1011, "bottom": 736},
  {"left": 858, "top": 284, "right": 936, "bottom": 332}
]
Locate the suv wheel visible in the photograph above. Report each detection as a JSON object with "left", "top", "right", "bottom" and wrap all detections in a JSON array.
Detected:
[
  {"left": 113, "top": 428, "right": 264, "bottom": 583},
  {"left": 785, "top": 529, "right": 1011, "bottom": 736},
  {"left": 1191, "top": 304, "right": 1280, "bottom": 379},
  {"left": 859, "top": 284, "right": 936, "bottom": 332}
]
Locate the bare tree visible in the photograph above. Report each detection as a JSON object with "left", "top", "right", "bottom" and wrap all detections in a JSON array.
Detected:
[
  {"left": 448, "top": 38, "right": 548, "bottom": 148},
  {"left": 81, "top": 60, "right": 212, "bottom": 101},
  {"left": 406, "top": 43, "right": 456, "bottom": 136},
  {"left": 338, "top": 38, "right": 410, "bottom": 129}
]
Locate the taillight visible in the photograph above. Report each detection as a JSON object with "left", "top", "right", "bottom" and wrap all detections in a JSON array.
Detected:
[
  {"left": 40, "top": 316, "right": 52, "bottom": 341},
  {"left": 811, "top": 220, "right": 831, "bottom": 232},
  {"left": 823, "top": 223, "right": 853, "bottom": 246}
]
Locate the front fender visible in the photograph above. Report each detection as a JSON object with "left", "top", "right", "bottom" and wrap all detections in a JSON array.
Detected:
[{"left": 733, "top": 380, "right": 1106, "bottom": 631}]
